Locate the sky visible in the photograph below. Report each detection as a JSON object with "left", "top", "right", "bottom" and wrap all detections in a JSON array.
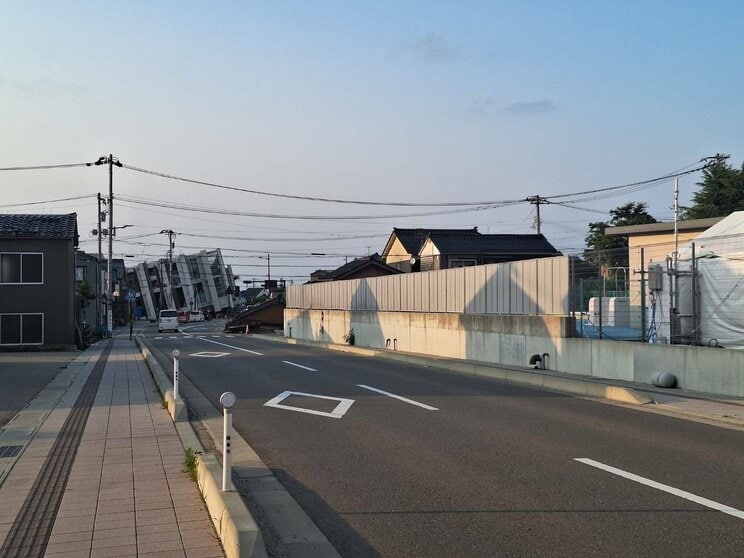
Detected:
[{"left": 2, "top": 1, "right": 744, "bottom": 284}]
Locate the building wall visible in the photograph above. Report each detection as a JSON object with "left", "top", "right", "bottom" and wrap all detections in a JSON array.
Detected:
[
  {"left": 285, "top": 307, "right": 744, "bottom": 397},
  {"left": 0, "top": 238, "right": 75, "bottom": 347},
  {"left": 129, "top": 249, "right": 234, "bottom": 319},
  {"left": 384, "top": 237, "right": 413, "bottom": 272}
]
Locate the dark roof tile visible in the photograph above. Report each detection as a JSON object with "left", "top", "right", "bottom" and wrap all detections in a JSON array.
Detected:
[
  {"left": 427, "top": 233, "right": 561, "bottom": 256},
  {"left": 0, "top": 213, "right": 78, "bottom": 241},
  {"left": 391, "top": 227, "right": 479, "bottom": 254}
]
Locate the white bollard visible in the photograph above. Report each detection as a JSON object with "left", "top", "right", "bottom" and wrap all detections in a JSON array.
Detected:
[
  {"left": 172, "top": 349, "right": 181, "bottom": 400},
  {"left": 220, "top": 391, "right": 236, "bottom": 491}
]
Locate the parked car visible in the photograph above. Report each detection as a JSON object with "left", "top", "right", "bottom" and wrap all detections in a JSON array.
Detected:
[
  {"left": 188, "top": 310, "right": 205, "bottom": 322},
  {"left": 177, "top": 311, "right": 189, "bottom": 324},
  {"left": 158, "top": 310, "right": 179, "bottom": 333}
]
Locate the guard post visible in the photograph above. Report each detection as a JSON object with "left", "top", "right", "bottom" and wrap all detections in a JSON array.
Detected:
[
  {"left": 172, "top": 349, "right": 181, "bottom": 400},
  {"left": 220, "top": 391, "right": 236, "bottom": 491}
]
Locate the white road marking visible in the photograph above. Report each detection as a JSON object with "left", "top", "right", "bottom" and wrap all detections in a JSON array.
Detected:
[
  {"left": 154, "top": 336, "right": 163, "bottom": 340},
  {"left": 264, "top": 391, "right": 354, "bottom": 419},
  {"left": 282, "top": 360, "right": 317, "bottom": 372},
  {"left": 575, "top": 458, "right": 744, "bottom": 520},
  {"left": 357, "top": 384, "right": 439, "bottom": 411},
  {"left": 189, "top": 351, "right": 231, "bottom": 358},
  {"left": 196, "top": 336, "right": 263, "bottom": 355}
]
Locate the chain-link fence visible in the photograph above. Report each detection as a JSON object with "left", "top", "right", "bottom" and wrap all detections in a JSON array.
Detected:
[{"left": 570, "top": 235, "right": 744, "bottom": 349}]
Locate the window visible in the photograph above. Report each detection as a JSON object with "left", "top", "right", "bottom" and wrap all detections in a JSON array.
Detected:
[
  {"left": 450, "top": 258, "right": 477, "bottom": 268},
  {"left": 76, "top": 266, "right": 87, "bottom": 281},
  {"left": 0, "top": 253, "right": 43, "bottom": 284},
  {"left": 0, "top": 313, "right": 43, "bottom": 345}
]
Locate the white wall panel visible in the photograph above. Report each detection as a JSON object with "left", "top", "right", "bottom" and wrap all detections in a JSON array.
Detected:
[{"left": 284, "top": 256, "right": 570, "bottom": 316}]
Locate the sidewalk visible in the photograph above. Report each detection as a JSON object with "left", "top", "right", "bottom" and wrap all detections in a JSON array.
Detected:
[{"left": 0, "top": 339, "right": 224, "bottom": 558}]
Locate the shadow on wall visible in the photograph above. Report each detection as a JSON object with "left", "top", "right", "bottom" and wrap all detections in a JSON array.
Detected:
[
  {"left": 461, "top": 259, "right": 570, "bottom": 368},
  {"left": 286, "top": 279, "right": 385, "bottom": 349}
]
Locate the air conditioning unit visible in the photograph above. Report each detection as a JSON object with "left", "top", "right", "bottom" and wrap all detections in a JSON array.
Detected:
[{"left": 588, "top": 297, "right": 630, "bottom": 327}]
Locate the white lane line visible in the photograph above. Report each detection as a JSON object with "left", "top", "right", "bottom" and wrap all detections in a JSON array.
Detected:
[
  {"left": 575, "top": 458, "right": 744, "bottom": 520},
  {"left": 357, "top": 384, "right": 439, "bottom": 411},
  {"left": 196, "top": 336, "right": 263, "bottom": 355},
  {"left": 282, "top": 360, "right": 317, "bottom": 372}
]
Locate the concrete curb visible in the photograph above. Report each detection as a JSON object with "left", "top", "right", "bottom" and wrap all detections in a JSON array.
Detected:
[
  {"left": 135, "top": 336, "right": 268, "bottom": 558},
  {"left": 276, "top": 335, "right": 652, "bottom": 405}
]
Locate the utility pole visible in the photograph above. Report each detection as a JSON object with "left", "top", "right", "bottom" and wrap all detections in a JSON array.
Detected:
[
  {"left": 160, "top": 229, "right": 176, "bottom": 308},
  {"left": 525, "top": 195, "right": 547, "bottom": 234},
  {"left": 97, "top": 193, "right": 103, "bottom": 333},
  {"left": 93, "top": 154, "right": 122, "bottom": 338}
]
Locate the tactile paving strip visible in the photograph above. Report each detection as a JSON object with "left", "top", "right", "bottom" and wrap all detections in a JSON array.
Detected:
[{"left": 0, "top": 342, "right": 112, "bottom": 558}]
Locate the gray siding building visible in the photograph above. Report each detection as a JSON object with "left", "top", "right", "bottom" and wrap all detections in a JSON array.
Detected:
[{"left": 0, "top": 214, "right": 78, "bottom": 349}]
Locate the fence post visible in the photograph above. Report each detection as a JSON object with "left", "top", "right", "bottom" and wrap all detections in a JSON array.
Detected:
[
  {"left": 172, "top": 350, "right": 180, "bottom": 400},
  {"left": 220, "top": 392, "right": 236, "bottom": 491},
  {"left": 691, "top": 242, "right": 697, "bottom": 345},
  {"left": 598, "top": 258, "right": 603, "bottom": 340},
  {"left": 640, "top": 248, "right": 646, "bottom": 342}
]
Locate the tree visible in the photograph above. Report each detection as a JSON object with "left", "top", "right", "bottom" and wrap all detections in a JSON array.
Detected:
[
  {"left": 682, "top": 160, "right": 744, "bottom": 219},
  {"left": 76, "top": 280, "right": 95, "bottom": 309},
  {"left": 584, "top": 202, "right": 657, "bottom": 270}
]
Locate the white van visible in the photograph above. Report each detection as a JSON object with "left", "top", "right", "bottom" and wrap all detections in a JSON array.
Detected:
[{"left": 158, "top": 310, "right": 179, "bottom": 333}]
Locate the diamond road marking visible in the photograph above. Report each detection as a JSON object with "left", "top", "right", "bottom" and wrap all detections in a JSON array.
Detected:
[
  {"left": 189, "top": 351, "right": 231, "bottom": 358},
  {"left": 264, "top": 391, "right": 354, "bottom": 419}
]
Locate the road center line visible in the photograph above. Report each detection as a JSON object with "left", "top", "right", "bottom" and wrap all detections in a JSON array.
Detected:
[
  {"left": 575, "top": 458, "right": 744, "bottom": 520},
  {"left": 357, "top": 384, "right": 439, "bottom": 411},
  {"left": 195, "top": 336, "right": 263, "bottom": 355},
  {"left": 282, "top": 361, "right": 317, "bottom": 372}
]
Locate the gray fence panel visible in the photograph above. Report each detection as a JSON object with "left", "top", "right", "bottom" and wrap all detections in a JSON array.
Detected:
[
  {"left": 524, "top": 260, "right": 537, "bottom": 314},
  {"left": 285, "top": 256, "right": 569, "bottom": 316}
]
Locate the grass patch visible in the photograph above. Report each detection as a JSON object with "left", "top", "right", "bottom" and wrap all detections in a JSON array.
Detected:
[{"left": 183, "top": 447, "right": 199, "bottom": 481}]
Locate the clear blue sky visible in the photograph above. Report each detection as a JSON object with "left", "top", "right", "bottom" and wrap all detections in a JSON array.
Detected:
[{"left": 2, "top": 1, "right": 743, "bottom": 280}]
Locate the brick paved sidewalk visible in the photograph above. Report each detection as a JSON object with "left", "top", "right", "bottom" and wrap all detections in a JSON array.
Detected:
[{"left": 0, "top": 339, "right": 224, "bottom": 558}]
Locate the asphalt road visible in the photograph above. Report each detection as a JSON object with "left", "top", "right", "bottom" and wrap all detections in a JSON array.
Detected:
[
  {"left": 0, "top": 352, "right": 77, "bottom": 428},
  {"left": 143, "top": 322, "right": 744, "bottom": 557}
]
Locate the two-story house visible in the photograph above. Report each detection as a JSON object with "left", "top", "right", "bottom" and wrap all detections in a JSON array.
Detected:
[{"left": 0, "top": 214, "right": 78, "bottom": 349}]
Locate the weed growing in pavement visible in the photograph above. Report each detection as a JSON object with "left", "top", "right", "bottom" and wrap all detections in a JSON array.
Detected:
[
  {"left": 183, "top": 447, "right": 198, "bottom": 481},
  {"left": 161, "top": 396, "right": 168, "bottom": 409}
]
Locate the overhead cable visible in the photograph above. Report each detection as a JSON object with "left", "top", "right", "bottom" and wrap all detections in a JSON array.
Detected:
[
  {"left": 116, "top": 194, "right": 515, "bottom": 221},
  {"left": 121, "top": 163, "right": 518, "bottom": 207},
  {"left": 0, "top": 162, "right": 91, "bottom": 171}
]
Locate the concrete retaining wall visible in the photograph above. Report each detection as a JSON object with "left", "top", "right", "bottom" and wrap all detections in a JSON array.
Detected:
[{"left": 284, "top": 308, "right": 744, "bottom": 398}]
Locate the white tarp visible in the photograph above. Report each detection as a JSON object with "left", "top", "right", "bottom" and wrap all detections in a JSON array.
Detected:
[{"left": 668, "top": 211, "right": 744, "bottom": 348}]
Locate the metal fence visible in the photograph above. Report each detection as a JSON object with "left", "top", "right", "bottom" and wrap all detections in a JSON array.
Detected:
[
  {"left": 571, "top": 235, "right": 744, "bottom": 348},
  {"left": 287, "top": 255, "right": 570, "bottom": 316}
]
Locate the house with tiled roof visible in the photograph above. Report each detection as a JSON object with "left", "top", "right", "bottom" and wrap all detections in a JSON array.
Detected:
[
  {"left": 0, "top": 213, "right": 79, "bottom": 348},
  {"left": 310, "top": 253, "right": 401, "bottom": 282},
  {"left": 382, "top": 228, "right": 479, "bottom": 272},
  {"left": 382, "top": 227, "right": 562, "bottom": 272}
]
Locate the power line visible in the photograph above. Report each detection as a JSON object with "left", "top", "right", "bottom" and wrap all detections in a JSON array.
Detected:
[
  {"left": 543, "top": 164, "right": 708, "bottom": 201},
  {"left": 177, "top": 232, "right": 388, "bottom": 242},
  {"left": 0, "top": 193, "right": 96, "bottom": 208},
  {"left": 121, "top": 163, "right": 519, "bottom": 207},
  {"left": 116, "top": 194, "right": 514, "bottom": 221},
  {"left": 0, "top": 162, "right": 91, "bottom": 171}
]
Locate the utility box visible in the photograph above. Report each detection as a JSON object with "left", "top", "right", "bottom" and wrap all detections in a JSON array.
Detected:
[
  {"left": 588, "top": 297, "right": 630, "bottom": 327},
  {"left": 647, "top": 263, "right": 664, "bottom": 291}
]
